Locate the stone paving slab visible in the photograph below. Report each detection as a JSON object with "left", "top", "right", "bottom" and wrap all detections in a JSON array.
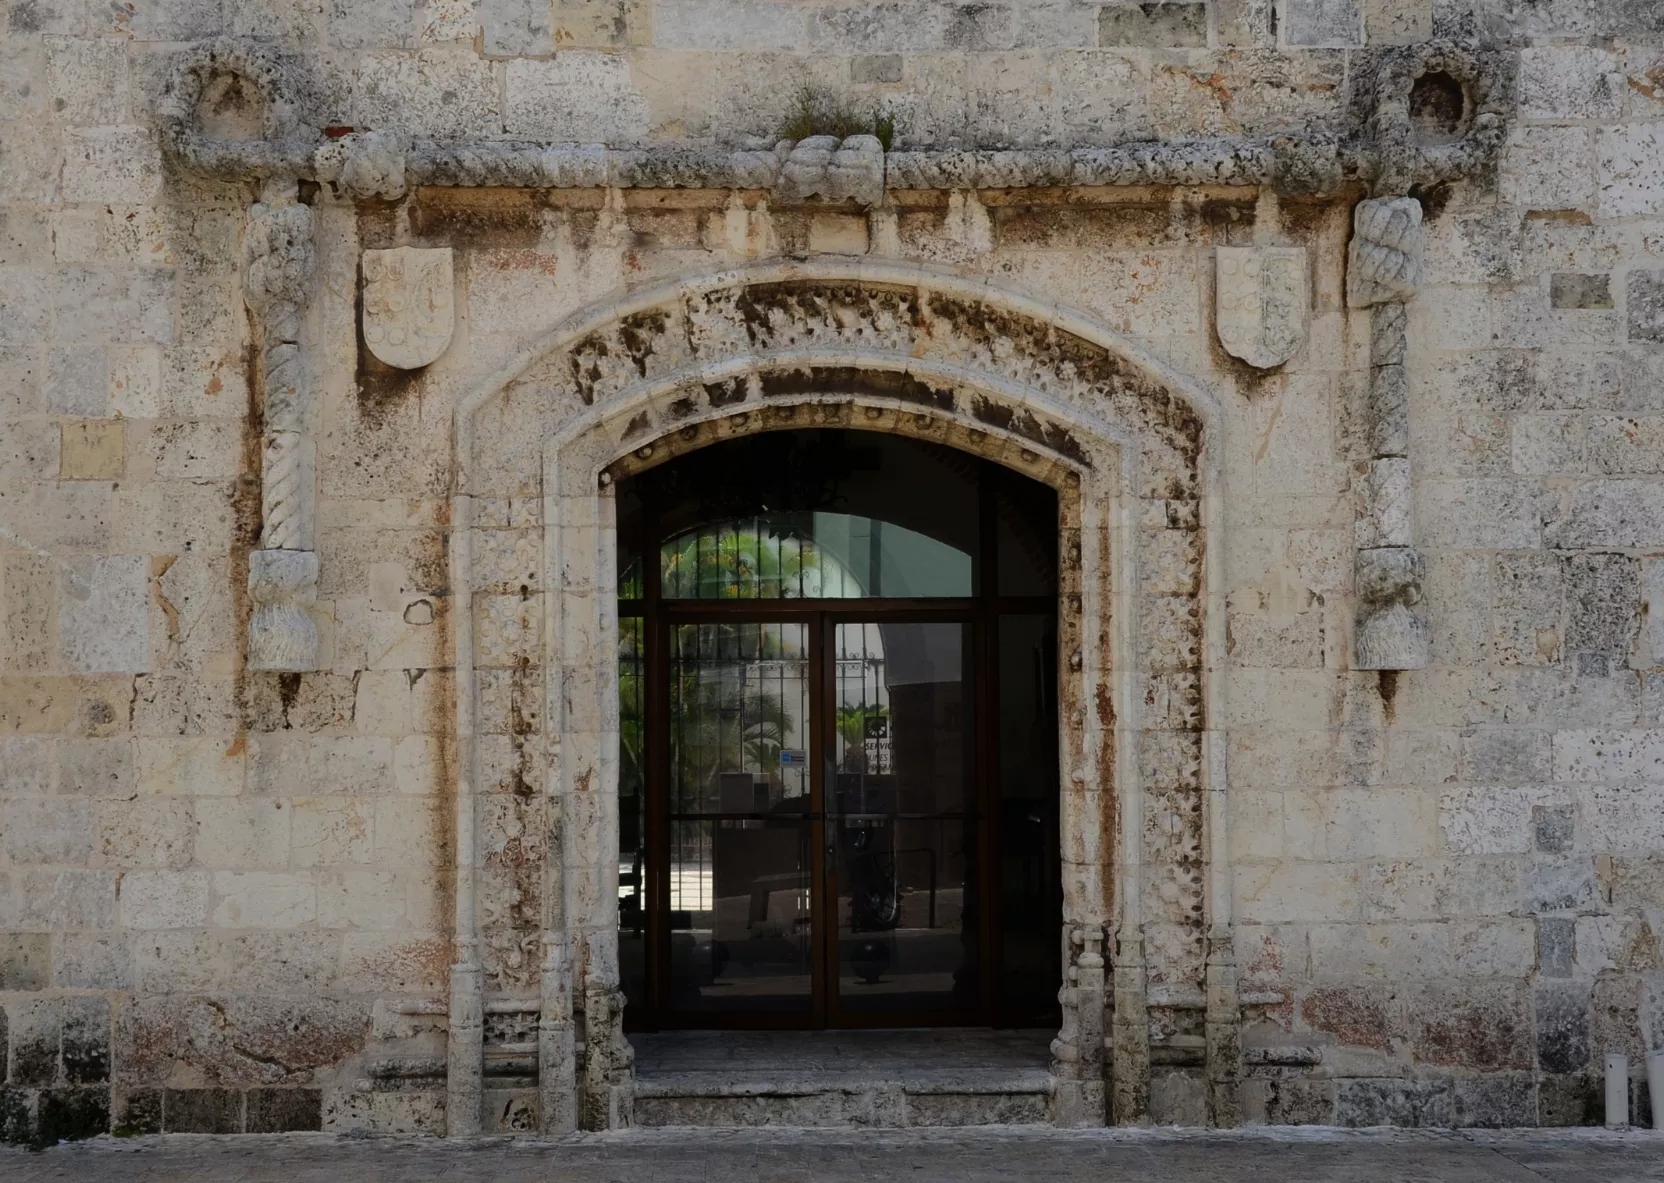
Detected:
[{"left": 3, "top": 1128, "right": 1663, "bottom": 1183}]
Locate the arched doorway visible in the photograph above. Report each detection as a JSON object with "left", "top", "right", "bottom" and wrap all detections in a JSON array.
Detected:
[
  {"left": 447, "top": 262, "right": 1226, "bottom": 1130},
  {"left": 613, "top": 429, "right": 1062, "bottom": 1031}
]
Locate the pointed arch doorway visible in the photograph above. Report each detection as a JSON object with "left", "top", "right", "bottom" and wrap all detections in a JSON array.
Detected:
[{"left": 615, "top": 428, "right": 1063, "bottom": 1031}]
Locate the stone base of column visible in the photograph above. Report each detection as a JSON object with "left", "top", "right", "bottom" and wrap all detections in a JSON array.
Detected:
[
  {"left": 446, "top": 961, "right": 483, "bottom": 1137},
  {"left": 247, "top": 548, "right": 320, "bottom": 671}
]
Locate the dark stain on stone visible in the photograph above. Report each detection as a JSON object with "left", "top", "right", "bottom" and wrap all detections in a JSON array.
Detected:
[
  {"left": 246, "top": 1088, "right": 323, "bottom": 1133},
  {"left": 36, "top": 1087, "right": 109, "bottom": 1144},
  {"left": 1408, "top": 183, "right": 1452, "bottom": 221},
  {"left": 569, "top": 333, "right": 615, "bottom": 405},
  {"left": 618, "top": 309, "right": 670, "bottom": 378},
  {"left": 12, "top": 1028, "right": 57, "bottom": 1087},
  {"left": 1201, "top": 199, "right": 1256, "bottom": 240},
  {"left": 409, "top": 189, "right": 543, "bottom": 248},
  {"left": 8, "top": 1, "right": 43, "bottom": 32},
  {"left": 969, "top": 394, "right": 1088, "bottom": 464},
  {"left": 732, "top": 281, "right": 922, "bottom": 351},
  {"left": 1377, "top": 669, "right": 1399, "bottom": 722},
  {"left": 620, "top": 411, "right": 652, "bottom": 441},
  {"left": 666, "top": 396, "right": 699, "bottom": 420},
  {"left": 757, "top": 366, "right": 955, "bottom": 412},
  {"left": 705, "top": 378, "right": 747, "bottom": 407},
  {"left": 277, "top": 672, "right": 302, "bottom": 724},
  {"left": 164, "top": 1088, "right": 243, "bottom": 1133},
  {"left": 62, "top": 1000, "right": 110, "bottom": 1085},
  {"left": 113, "top": 1088, "right": 162, "bottom": 1136}
]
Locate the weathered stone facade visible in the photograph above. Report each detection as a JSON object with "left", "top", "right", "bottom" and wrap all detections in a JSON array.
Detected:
[{"left": 2, "top": 0, "right": 1663, "bottom": 1144}]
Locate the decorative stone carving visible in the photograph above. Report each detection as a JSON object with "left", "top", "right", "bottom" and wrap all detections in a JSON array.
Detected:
[
  {"left": 247, "top": 549, "right": 318, "bottom": 671},
  {"left": 1346, "top": 198, "right": 1423, "bottom": 308},
  {"left": 158, "top": 40, "right": 1510, "bottom": 205},
  {"left": 774, "top": 134, "right": 885, "bottom": 206},
  {"left": 448, "top": 262, "right": 1220, "bottom": 1128},
  {"left": 1215, "top": 247, "right": 1309, "bottom": 369},
  {"left": 245, "top": 194, "right": 320, "bottom": 672},
  {"left": 1349, "top": 196, "right": 1429, "bottom": 671},
  {"left": 338, "top": 130, "right": 410, "bottom": 201},
  {"left": 1354, "top": 548, "right": 1431, "bottom": 670},
  {"left": 362, "top": 247, "right": 455, "bottom": 370}
]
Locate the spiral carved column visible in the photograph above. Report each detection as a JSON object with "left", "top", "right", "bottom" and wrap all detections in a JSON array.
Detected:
[
  {"left": 1348, "top": 196, "right": 1430, "bottom": 671},
  {"left": 244, "top": 189, "right": 319, "bottom": 671}
]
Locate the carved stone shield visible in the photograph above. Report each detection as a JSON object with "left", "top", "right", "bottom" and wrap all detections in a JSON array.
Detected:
[
  {"left": 362, "top": 246, "right": 454, "bottom": 370},
  {"left": 1215, "top": 247, "right": 1309, "bottom": 369}
]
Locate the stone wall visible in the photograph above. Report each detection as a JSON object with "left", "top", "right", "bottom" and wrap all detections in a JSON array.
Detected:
[{"left": 2, "top": 0, "right": 1663, "bottom": 1141}]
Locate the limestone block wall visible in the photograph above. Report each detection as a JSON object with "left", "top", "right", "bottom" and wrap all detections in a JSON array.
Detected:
[{"left": 0, "top": 0, "right": 1662, "bottom": 1142}]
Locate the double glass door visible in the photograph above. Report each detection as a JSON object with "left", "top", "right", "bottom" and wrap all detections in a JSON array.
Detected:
[
  {"left": 614, "top": 428, "right": 1062, "bottom": 1031},
  {"left": 657, "top": 613, "right": 980, "bottom": 1026}
]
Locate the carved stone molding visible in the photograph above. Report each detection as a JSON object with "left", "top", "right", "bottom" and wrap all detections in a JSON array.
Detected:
[
  {"left": 1348, "top": 197, "right": 1430, "bottom": 671},
  {"left": 159, "top": 39, "right": 1510, "bottom": 204}
]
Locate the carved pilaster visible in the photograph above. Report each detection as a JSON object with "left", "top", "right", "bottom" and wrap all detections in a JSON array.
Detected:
[
  {"left": 1348, "top": 197, "right": 1430, "bottom": 671},
  {"left": 244, "top": 193, "right": 320, "bottom": 671},
  {"left": 579, "top": 931, "right": 633, "bottom": 1131},
  {"left": 537, "top": 934, "right": 577, "bottom": 1134},
  {"left": 1051, "top": 924, "right": 1108, "bottom": 1126},
  {"left": 446, "top": 957, "right": 484, "bottom": 1136},
  {"left": 1109, "top": 932, "right": 1151, "bottom": 1125},
  {"left": 1204, "top": 929, "right": 1243, "bottom": 1127}
]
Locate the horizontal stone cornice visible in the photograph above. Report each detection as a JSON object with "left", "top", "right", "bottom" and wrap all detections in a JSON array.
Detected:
[{"left": 160, "top": 38, "right": 1510, "bottom": 201}]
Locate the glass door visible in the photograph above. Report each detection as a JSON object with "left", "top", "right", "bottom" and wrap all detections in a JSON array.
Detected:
[
  {"left": 616, "top": 428, "right": 1061, "bottom": 1032},
  {"left": 827, "top": 619, "right": 981, "bottom": 1024},
  {"left": 661, "top": 619, "right": 818, "bottom": 1020}
]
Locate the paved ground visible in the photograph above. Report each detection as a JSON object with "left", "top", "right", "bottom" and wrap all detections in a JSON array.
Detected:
[{"left": 4, "top": 1127, "right": 1664, "bottom": 1182}]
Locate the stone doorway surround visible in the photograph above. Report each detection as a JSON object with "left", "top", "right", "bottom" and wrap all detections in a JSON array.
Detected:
[{"left": 448, "top": 260, "right": 1228, "bottom": 1133}]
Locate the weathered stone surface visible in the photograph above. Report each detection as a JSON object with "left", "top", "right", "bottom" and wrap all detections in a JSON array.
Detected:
[
  {"left": 1335, "top": 1079, "right": 1453, "bottom": 1128},
  {"left": 1536, "top": 981, "right": 1592, "bottom": 1075},
  {"left": 1097, "top": 3, "right": 1207, "bottom": 47},
  {"left": 0, "top": 2, "right": 1654, "bottom": 1140}
]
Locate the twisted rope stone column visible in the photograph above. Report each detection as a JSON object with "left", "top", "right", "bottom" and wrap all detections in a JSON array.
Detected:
[
  {"left": 1348, "top": 197, "right": 1430, "bottom": 671},
  {"left": 244, "top": 190, "right": 320, "bottom": 671}
]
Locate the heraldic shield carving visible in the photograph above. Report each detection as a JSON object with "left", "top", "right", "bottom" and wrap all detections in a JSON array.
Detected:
[
  {"left": 1215, "top": 246, "right": 1310, "bottom": 370},
  {"left": 362, "top": 246, "right": 455, "bottom": 370}
]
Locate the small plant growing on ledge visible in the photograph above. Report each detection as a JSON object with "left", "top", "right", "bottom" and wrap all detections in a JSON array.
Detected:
[{"left": 778, "top": 87, "right": 897, "bottom": 151}]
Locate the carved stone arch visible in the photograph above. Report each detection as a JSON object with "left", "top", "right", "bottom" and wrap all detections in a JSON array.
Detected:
[{"left": 446, "top": 261, "right": 1232, "bottom": 1134}]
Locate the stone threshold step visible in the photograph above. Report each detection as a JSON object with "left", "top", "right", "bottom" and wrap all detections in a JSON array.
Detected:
[
  {"left": 633, "top": 1073, "right": 1058, "bottom": 1128},
  {"left": 635, "top": 1069, "right": 1056, "bottom": 1098}
]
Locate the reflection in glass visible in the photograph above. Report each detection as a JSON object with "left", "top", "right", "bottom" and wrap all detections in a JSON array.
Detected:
[
  {"left": 996, "top": 474, "right": 1059, "bottom": 597},
  {"left": 668, "top": 622, "right": 812, "bottom": 1013},
  {"left": 661, "top": 513, "right": 972, "bottom": 600},
  {"left": 618, "top": 616, "right": 646, "bottom": 1013},
  {"left": 832, "top": 622, "right": 978, "bottom": 1014},
  {"left": 997, "top": 615, "right": 1062, "bottom": 1020}
]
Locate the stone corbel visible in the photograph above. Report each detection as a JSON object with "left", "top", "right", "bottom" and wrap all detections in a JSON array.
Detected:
[
  {"left": 1349, "top": 196, "right": 1430, "bottom": 671},
  {"left": 244, "top": 190, "right": 320, "bottom": 671}
]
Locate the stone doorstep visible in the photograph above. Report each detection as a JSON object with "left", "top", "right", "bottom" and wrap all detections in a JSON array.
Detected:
[
  {"left": 633, "top": 1068, "right": 1057, "bottom": 1098},
  {"left": 632, "top": 1059, "right": 1057, "bottom": 1128}
]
